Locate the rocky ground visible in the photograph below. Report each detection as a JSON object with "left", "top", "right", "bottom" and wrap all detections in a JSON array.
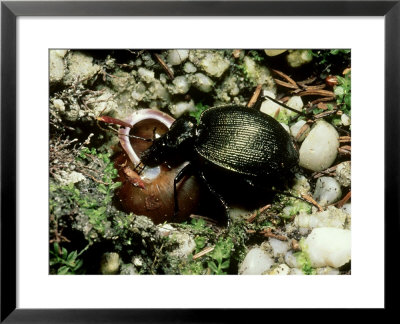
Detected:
[{"left": 49, "top": 49, "right": 351, "bottom": 275}]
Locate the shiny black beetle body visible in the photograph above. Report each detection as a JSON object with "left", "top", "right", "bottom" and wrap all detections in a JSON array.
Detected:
[{"left": 140, "top": 105, "right": 299, "bottom": 224}]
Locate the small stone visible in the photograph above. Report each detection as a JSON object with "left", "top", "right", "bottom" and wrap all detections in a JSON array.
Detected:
[
  {"left": 49, "top": 50, "right": 67, "bottom": 84},
  {"left": 304, "top": 227, "right": 351, "bottom": 268},
  {"left": 286, "top": 96, "right": 303, "bottom": 114},
  {"left": 341, "top": 113, "right": 351, "bottom": 126},
  {"left": 287, "top": 50, "right": 313, "bottom": 68},
  {"left": 315, "top": 267, "right": 340, "bottom": 275},
  {"left": 243, "top": 56, "right": 275, "bottom": 91},
  {"left": 264, "top": 49, "right": 287, "bottom": 56},
  {"left": 290, "top": 120, "right": 310, "bottom": 142},
  {"left": 335, "top": 161, "right": 351, "bottom": 187},
  {"left": 100, "top": 252, "right": 120, "bottom": 274},
  {"left": 313, "top": 177, "right": 342, "bottom": 206},
  {"left": 131, "top": 82, "right": 147, "bottom": 101},
  {"left": 169, "top": 232, "right": 196, "bottom": 258},
  {"left": 294, "top": 205, "right": 348, "bottom": 229},
  {"left": 284, "top": 251, "right": 300, "bottom": 268},
  {"left": 268, "top": 264, "right": 290, "bottom": 275},
  {"left": 239, "top": 247, "right": 274, "bottom": 275},
  {"left": 189, "top": 50, "right": 230, "bottom": 78},
  {"left": 120, "top": 263, "right": 138, "bottom": 275},
  {"left": 138, "top": 67, "right": 155, "bottom": 83},
  {"left": 299, "top": 120, "right": 340, "bottom": 171},
  {"left": 167, "top": 50, "right": 189, "bottom": 66},
  {"left": 85, "top": 88, "right": 118, "bottom": 116},
  {"left": 170, "top": 100, "right": 195, "bottom": 118},
  {"left": 183, "top": 62, "right": 197, "bottom": 73},
  {"left": 191, "top": 73, "right": 214, "bottom": 92},
  {"left": 52, "top": 99, "right": 65, "bottom": 112},
  {"left": 171, "top": 75, "right": 191, "bottom": 94},
  {"left": 260, "top": 98, "right": 280, "bottom": 116},
  {"left": 64, "top": 51, "right": 100, "bottom": 85},
  {"left": 269, "top": 238, "right": 290, "bottom": 257}
]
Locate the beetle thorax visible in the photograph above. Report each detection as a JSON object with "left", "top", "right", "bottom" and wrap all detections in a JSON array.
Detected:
[{"left": 140, "top": 115, "right": 197, "bottom": 167}]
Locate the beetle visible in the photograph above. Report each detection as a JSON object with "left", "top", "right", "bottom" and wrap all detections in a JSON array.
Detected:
[{"left": 139, "top": 104, "right": 299, "bottom": 225}]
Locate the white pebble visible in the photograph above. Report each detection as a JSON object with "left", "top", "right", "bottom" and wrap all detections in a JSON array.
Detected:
[
  {"left": 289, "top": 268, "right": 305, "bottom": 275},
  {"left": 191, "top": 73, "right": 214, "bottom": 92},
  {"left": 335, "top": 161, "right": 351, "bottom": 187},
  {"left": 52, "top": 99, "right": 65, "bottom": 112},
  {"left": 172, "top": 75, "right": 191, "bottom": 94},
  {"left": 260, "top": 98, "right": 280, "bottom": 116},
  {"left": 183, "top": 62, "right": 197, "bottom": 73},
  {"left": 170, "top": 100, "right": 195, "bottom": 118},
  {"left": 315, "top": 267, "right": 340, "bottom": 275},
  {"left": 341, "top": 113, "right": 351, "bottom": 126},
  {"left": 304, "top": 227, "right": 351, "bottom": 268},
  {"left": 268, "top": 264, "right": 290, "bottom": 275},
  {"left": 239, "top": 247, "right": 274, "bottom": 275},
  {"left": 299, "top": 120, "right": 339, "bottom": 171},
  {"left": 199, "top": 52, "right": 230, "bottom": 77},
  {"left": 269, "top": 238, "right": 290, "bottom": 257},
  {"left": 138, "top": 67, "right": 155, "bottom": 83},
  {"left": 100, "top": 252, "right": 120, "bottom": 275},
  {"left": 290, "top": 120, "right": 310, "bottom": 142},
  {"left": 284, "top": 251, "right": 300, "bottom": 268},
  {"left": 286, "top": 96, "right": 303, "bottom": 114},
  {"left": 313, "top": 177, "right": 342, "bottom": 206},
  {"left": 167, "top": 50, "right": 189, "bottom": 66},
  {"left": 294, "top": 206, "right": 347, "bottom": 229}
]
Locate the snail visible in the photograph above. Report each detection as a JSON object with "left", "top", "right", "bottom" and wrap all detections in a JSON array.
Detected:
[{"left": 112, "top": 109, "right": 200, "bottom": 224}]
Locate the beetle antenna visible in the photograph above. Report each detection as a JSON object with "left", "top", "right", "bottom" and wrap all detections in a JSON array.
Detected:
[
  {"left": 262, "top": 95, "right": 309, "bottom": 118},
  {"left": 96, "top": 116, "right": 153, "bottom": 142}
]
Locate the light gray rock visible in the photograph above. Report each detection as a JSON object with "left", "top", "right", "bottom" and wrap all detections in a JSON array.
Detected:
[
  {"left": 170, "top": 100, "right": 195, "bottom": 118},
  {"left": 335, "top": 161, "right": 351, "bottom": 187},
  {"left": 100, "top": 252, "right": 120, "bottom": 274},
  {"left": 287, "top": 50, "right": 313, "bottom": 68},
  {"left": 167, "top": 50, "right": 189, "bottom": 66},
  {"left": 313, "top": 177, "right": 342, "bottom": 206},
  {"left": 299, "top": 120, "right": 339, "bottom": 171},
  {"left": 290, "top": 120, "right": 310, "bottom": 142},
  {"left": 50, "top": 50, "right": 67, "bottom": 84},
  {"left": 304, "top": 227, "right": 351, "bottom": 268},
  {"left": 64, "top": 51, "right": 100, "bottom": 85},
  {"left": 191, "top": 73, "right": 214, "bottom": 92},
  {"left": 239, "top": 247, "right": 274, "bottom": 275},
  {"left": 294, "top": 206, "right": 348, "bottom": 229},
  {"left": 189, "top": 50, "right": 230, "bottom": 78}
]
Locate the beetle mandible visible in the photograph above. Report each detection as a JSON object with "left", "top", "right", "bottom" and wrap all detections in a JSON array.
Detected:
[{"left": 138, "top": 104, "right": 299, "bottom": 226}]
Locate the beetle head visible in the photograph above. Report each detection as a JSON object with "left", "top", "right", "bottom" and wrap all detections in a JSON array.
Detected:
[{"left": 140, "top": 115, "right": 197, "bottom": 167}]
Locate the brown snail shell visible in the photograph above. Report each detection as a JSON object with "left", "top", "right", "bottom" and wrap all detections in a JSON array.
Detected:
[{"left": 114, "top": 109, "right": 200, "bottom": 224}]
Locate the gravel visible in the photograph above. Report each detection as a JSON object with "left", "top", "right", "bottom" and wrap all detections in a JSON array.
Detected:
[{"left": 299, "top": 120, "right": 340, "bottom": 171}]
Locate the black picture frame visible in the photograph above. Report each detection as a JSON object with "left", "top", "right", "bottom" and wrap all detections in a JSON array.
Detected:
[{"left": 1, "top": 0, "right": 398, "bottom": 322}]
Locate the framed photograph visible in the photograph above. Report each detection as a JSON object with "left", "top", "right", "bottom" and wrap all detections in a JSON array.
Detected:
[{"left": 1, "top": 0, "right": 397, "bottom": 321}]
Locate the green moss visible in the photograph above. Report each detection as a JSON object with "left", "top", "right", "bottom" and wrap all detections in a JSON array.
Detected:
[{"left": 295, "top": 238, "right": 316, "bottom": 275}]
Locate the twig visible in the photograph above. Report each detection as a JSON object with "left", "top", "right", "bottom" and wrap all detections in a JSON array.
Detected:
[
  {"left": 261, "top": 228, "right": 288, "bottom": 241},
  {"left": 154, "top": 53, "right": 174, "bottom": 80},
  {"left": 339, "top": 136, "right": 351, "bottom": 143},
  {"left": 301, "top": 193, "right": 324, "bottom": 212},
  {"left": 297, "top": 89, "right": 335, "bottom": 97},
  {"left": 271, "top": 69, "right": 298, "bottom": 87},
  {"left": 338, "top": 145, "right": 351, "bottom": 156},
  {"left": 336, "top": 191, "right": 351, "bottom": 208},
  {"left": 246, "top": 204, "right": 271, "bottom": 223},
  {"left": 247, "top": 84, "right": 263, "bottom": 108},
  {"left": 193, "top": 246, "right": 215, "bottom": 260}
]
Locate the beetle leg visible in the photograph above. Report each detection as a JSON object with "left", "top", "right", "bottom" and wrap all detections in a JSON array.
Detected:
[
  {"left": 197, "top": 170, "right": 231, "bottom": 227},
  {"left": 173, "top": 163, "right": 194, "bottom": 219}
]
